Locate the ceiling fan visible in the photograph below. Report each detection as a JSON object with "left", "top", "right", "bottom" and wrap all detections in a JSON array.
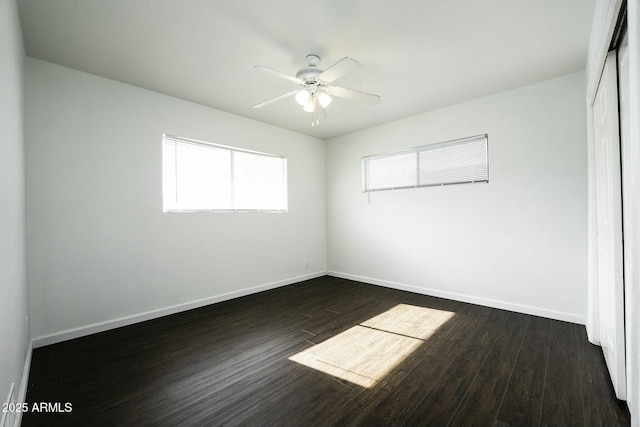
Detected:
[{"left": 253, "top": 54, "right": 381, "bottom": 126}]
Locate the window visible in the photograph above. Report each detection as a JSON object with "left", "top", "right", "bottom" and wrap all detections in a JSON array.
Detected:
[
  {"left": 162, "top": 135, "right": 287, "bottom": 212},
  {"left": 362, "top": 134, "right": 488, "bottom": 192}
]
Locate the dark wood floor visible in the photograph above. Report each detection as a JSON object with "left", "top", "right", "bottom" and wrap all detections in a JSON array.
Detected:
[{"left": 23, "top": 276, "right": 629, "bottom": 426}]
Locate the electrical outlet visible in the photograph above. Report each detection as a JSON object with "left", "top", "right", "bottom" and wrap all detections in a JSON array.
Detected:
[
  {"left": 25, "top": 316, "right": 29, "bottom": 339},
  {"left": 304, "top": 260, "right": 310, "bottom": 269}
]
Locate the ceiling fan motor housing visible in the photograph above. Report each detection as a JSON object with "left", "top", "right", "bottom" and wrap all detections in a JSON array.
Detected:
[
  {"left": 296, "top": 68, "right": 322, "bottom": 82},
  {"left": 296, "top": 54, "right": 323, "bottom": 83}
]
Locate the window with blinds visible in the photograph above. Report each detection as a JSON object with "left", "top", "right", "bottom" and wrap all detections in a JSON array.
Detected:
[
  {"left": 362, "top": 134, "right": 488, "bottom": 192},
  {"left": 162, "top": 135, "right": 287, "bottom": 212}
]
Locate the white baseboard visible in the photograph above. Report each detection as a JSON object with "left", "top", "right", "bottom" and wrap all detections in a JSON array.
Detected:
[
  {"left": 1, "top": 341, "right": 32, "bottom": 427},
  {"left": 1, "top": 383, "right": 13, "bottom": 427},
  {"left": 327, "top": 270, "right": 585, "bottom": 325},
  {"left": 33, "top": 271, "right": 326, "bottom": 348},
  {"left": 12, "top": 341, "right": 32, "bottom": 427}
]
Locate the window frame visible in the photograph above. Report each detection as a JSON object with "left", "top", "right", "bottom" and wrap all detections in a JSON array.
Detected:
[
  {"left": 362, "top": 134, "right": 489, "bottom": 192},
  {"left": 162, "top": 134, "right": 288, "bottom": 213}
]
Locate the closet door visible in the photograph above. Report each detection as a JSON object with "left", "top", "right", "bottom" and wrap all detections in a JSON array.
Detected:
[
  {"left": 593, "top": 50, "right": 626, "bottom": 400},
  {"left": 617, "top": 29, "right": 633, "bottom": 404}
]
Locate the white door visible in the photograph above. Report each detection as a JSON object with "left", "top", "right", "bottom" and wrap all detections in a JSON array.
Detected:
[{"left": 592, "top": 50, "right": 626, "bottom": 400}]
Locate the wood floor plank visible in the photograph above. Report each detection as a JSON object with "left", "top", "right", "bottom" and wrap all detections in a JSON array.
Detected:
[
  {"left": 167, "top": 356, "right": 355, "bottom": 427},
  {"left": 319, "top": 355, "right": 434, "bottom": 426},
  {"left": 447, "top": 313, "right": 530, "bottom": 427},
  {"left": 353, "top": 354, "right": 453, "bottom": 427},
  {"left": 429, "top": 306, "right": 510, "bottom": 365},
  {"left": 496, "top": 315, "right": 552, "bottom": 427},
  {"left": 402, "top": 353, "right": 484, "bottom": 427},
  {"left": 539, "top": 322, "right": 585, "bottom": 427},
  {"left": 402, "top": 306, "right": 510, "bottom": 426},
  {"left": 576, "top": 328, "right": 630, "bottom": 426},
  {"left": 409, "top": 299, "right": 479, "bottom": 359}
]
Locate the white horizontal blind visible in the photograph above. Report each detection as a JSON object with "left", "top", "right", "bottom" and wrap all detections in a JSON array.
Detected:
[
  {"left": 363, "top": 134, "right": 488, "bottom": 192},
  {"left": 418, "top": 137, "right": 488, "bottom": 186},
  {"left": 233, "top": 151, "right": 287, "bottom": 211},
  {"left": 163, "top": 135, "right": 287, "bottom": 212},
  {"left": 365, "top": 151, "right": 417, "bottom": 191}
]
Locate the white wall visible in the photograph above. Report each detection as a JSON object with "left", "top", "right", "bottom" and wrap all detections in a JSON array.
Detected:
[
  {"left": 326, "top": 72, "right": 588, "bottom": 323},
  {"left": 0, "top": 0, "right": 30, "bottom": 421},
  {"left": 26, "top": 58, "right": 327, "bottom": 344}
]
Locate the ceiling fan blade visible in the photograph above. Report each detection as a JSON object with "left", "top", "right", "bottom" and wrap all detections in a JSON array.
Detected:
[
  {"left": 326, "top": 85, "right": 381, "bottom": 105},
  {"left": 252, "top": 90, "right": 298, "bottom": 109},
  {"left": 318, "top": 57, "right": 360, "bottom": 83},
  {"left": 254, "top": 65, "right": 304, "bottom": 84}
]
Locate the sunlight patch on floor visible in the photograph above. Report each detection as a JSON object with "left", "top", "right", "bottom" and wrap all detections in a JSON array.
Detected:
[{"left": 289, "top": 304, "right": 455, "bottom": 388}]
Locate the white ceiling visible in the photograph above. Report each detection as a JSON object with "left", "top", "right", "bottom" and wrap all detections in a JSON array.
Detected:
[{"left": 17, "top": 0, "right": 595, "bottom": 140}]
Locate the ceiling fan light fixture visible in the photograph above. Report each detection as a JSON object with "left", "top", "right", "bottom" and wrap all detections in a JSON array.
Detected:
[
  {"left": 318, "top": 92, "right": 332, "bottom": 108},
  {"left": 295, "top": 89, "right": 310, "bottom": 106},
  {"left": 303, "top": 98, "right": 315, "bottom": 112}
]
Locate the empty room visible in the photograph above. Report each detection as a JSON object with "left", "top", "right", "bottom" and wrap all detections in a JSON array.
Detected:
[{"left": 2, "top": 0, "right": 639, "bottom": 426}]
